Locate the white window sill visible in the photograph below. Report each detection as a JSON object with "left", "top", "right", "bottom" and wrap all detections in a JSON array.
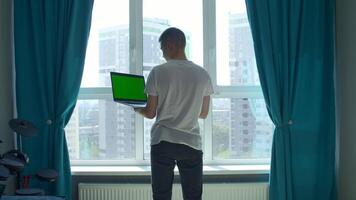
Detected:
[{"left": 71, "top": 165, "right": 270, "bottom": 176}]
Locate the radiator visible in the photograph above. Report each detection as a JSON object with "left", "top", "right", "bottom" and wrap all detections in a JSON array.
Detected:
[{"left": 79, "top": 183, "right": 269, "bottom": 200}]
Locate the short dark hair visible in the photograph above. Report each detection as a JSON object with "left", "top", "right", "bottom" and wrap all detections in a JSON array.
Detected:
[{"left": 159, "top": 27, "right": 186, "bottom": 49}]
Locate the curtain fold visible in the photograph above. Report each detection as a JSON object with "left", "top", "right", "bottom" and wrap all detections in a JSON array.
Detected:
[
  {"left": 14, "top": 0, "right": 94, "bottom": 199},
  {"left": 245, "top": 0, "right": 336, "bottom": 199}
]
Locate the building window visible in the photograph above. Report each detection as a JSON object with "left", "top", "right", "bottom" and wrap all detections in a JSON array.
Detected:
[{"left": 65, "top": 0, "right": 274, "bottom": 166}]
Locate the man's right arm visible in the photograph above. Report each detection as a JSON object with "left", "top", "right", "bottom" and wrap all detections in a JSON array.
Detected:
[
  {"left": 135, "top": 95, "right": 158, "bottom": 119},
  {"left": 199, "top": 96, "right": 210, "bottom": 119}
]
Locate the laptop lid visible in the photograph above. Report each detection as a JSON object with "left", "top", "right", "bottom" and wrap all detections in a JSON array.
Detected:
[{"left": 110, "top": 72, "right": 147, "bottom": 104}]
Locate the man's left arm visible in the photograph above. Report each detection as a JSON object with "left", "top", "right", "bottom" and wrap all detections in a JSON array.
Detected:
[{"left": 134, "top": 95, "right": 158, "bottom": 119}]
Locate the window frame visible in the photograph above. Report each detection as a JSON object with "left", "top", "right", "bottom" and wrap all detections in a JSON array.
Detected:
[{"left": 71, "top": 0, "right": 270, "bottom": 166}]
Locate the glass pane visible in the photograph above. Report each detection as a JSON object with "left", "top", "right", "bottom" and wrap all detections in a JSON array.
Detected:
[
  {"left": 81, "top": 0, "right": 130, "bottom": 87},
  {"left": 144, "top": 118, "right": 155, "bottom": 160},
  {"left": 212, "top": 98, "right": 274, "bottom": 160},
  {"left": 216, "top": 0, "right": 259, "bottom": 86},
  {"left": 143, "top": 0, "right": 203, "bottom": 79},
  {"left": 65, "top": 100, "right": 135, "bottom": 160}
]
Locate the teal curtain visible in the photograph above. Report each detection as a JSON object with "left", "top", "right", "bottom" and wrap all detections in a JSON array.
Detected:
[
  {"left": 245, "top": 0, "right": 335, "bottom": 200},
  {"left": 14, "top": 0, "right": 93, "bottom": 199}
]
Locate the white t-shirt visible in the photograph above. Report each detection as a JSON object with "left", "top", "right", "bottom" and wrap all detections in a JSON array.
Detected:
[{"left": 145, "top": 59, "right": 214, "bottom": 150}]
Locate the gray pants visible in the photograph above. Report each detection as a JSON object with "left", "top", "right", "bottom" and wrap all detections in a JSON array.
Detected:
[{"left": 150, "top": 141, "right": 203, "bottom": 200}]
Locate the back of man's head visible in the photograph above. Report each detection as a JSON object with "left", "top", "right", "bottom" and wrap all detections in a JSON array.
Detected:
[{"left": 159, "top": 27, "right": 186, "bottom": 49}]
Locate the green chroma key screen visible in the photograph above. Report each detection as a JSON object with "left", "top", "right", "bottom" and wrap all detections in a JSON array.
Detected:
[{"left": 111, "top": 72, "right": 147, "bottom": 101}]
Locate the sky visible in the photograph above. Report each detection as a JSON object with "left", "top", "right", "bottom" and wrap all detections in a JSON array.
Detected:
[{"left": 82, "top": 0, "right": 248, "bottom": 87}]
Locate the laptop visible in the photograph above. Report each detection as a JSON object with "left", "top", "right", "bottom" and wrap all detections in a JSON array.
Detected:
[{"left": 110, "top": 72, "right": 147, "bottom": 108}]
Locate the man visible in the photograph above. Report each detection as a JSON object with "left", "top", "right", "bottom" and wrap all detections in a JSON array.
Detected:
[{"left": 135, "top": 27, "right": 214, "bottom": 200}]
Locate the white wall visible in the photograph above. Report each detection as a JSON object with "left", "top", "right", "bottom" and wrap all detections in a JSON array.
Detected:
[
  {"left": 336, "top": 0, "right": 356, "bottom": 199},
  {"left": 0, "top": 0, "right": 15, "bottom": 195}
]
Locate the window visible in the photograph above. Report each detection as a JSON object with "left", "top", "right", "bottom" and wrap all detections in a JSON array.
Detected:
[
  {"left": 212, "top": 98, "right": 273, "bottom": 161},
  {"left": 65, "top": 0, "right": 274, "bottom": 166}
]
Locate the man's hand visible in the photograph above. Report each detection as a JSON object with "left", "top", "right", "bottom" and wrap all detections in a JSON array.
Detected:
[{"left": 134, "top": 95, "right": 158, "bottom": 119}]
